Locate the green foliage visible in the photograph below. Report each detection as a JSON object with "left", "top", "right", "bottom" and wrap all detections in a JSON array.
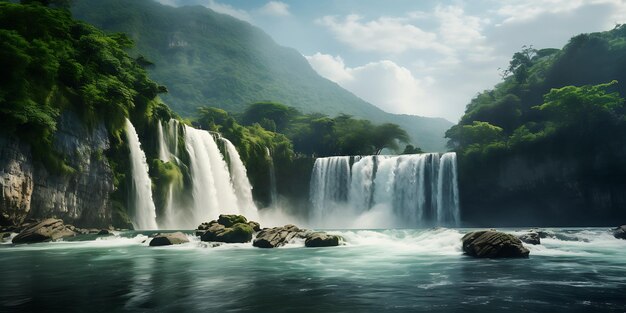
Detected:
[
  {"left": 241, "top": 102, "right": 297, "bottom": 133},
  {"left": 402, "top": 144, "right": 423, "bottom": 154},
  {"left": 0, "top": 3, "right": 165, "bottom": 170},
  {"left": 238, "top": 104, "right": 413, "bottom": 156},
  {"left": 448, "top": 25, "right": 626, "bottom": 161}
]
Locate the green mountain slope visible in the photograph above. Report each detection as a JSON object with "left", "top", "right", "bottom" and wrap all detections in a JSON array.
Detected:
[{"left": 71, "top": 0, "right": 451, "bottom": 151}]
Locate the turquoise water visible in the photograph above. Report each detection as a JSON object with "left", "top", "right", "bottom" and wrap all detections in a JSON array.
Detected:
[{"left": 1, "top": 228, "right": 625, "bottom": 312}]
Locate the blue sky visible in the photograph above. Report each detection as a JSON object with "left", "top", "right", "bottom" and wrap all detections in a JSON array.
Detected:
[{"left": 156, "top": 0, "right": 626, "bottom": 121}]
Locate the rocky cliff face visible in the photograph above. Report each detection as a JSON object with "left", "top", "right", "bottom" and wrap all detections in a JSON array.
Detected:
[
  {"left": 459, "top": 153, "right": 626, "bottom": 227},
  {"left": 0, "top": 112, "right": 115, "bottom": 227}
]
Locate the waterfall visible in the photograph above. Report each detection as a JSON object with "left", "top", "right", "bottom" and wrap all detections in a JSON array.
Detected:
[
  {"left": 309, "top": 156, "right": 351, "bottom": 225},
  {"left": 437, "top": 153, "right": 460, "bottom": 225},
  {"left": 125, "top": 119, "right": 158, "bottom": 230},
  {"left": 309, "top": 153, "right": 460, "bottom": 228},
  {"left": 184, "top": 126, "right": 244, "bottom": 227},
  {"left": 265, "top": 147, "right": 278, "bottom": 207},
  {"left": 222, "top": 138, "right": 258, "bottom": 220},
  {"left": 156, "top": 120, "right": 181, "bottom": 229}
]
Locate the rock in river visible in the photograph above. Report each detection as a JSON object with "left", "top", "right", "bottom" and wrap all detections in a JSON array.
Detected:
[
  {"left": 12, "top": 218, "right": 76, "bottom": 244},
  {"left": 305, "top": 232, "right": 341, "bottom": 247},
  {"left": 149, "top": 232, "right": 190, "bottom": 246},
  {"left": 253, "top": 224, "right": 306, "bottom": 248},
  {"left": 462, "top": 230, "right": 530, "bottom": 258},
  {"left": 613, "top": 225, "right": 626, "bottom": 240},
  {"left": 197, "top": 215, "right": 256, "bottom": 243},
  {"left": 518, "top": 232, "right": 541, "bottom": 245}
]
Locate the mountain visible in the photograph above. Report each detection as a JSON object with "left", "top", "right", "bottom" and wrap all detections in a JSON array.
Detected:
[{"left": 71, "top": 0, "right": 452, "bottom": 152}]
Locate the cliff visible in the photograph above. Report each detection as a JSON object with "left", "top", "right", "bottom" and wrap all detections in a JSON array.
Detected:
[
  {"left": 459, "top": 152, "right": 626, "bottom": 227},
  {"left": 0, "top": 112, "right": 115, "bottom": 228}
]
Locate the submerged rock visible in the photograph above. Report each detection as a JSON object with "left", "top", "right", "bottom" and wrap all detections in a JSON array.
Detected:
[
  {"left": 304, "top": 232, "right": 341, "bottom": 247},
  {"left": 462, "top": 230, "right": 530, "bottom": 258},
  {"left": 518, "top": 232, "right": 541, "bottom": 245},
  {"left": 613, "top": 225, "right": 626, "bottom": 240},
  {"left": 149, "top": 232, "right": 190, "bottom": 246},
  {"left": 12, "top": 218, "right": 76, "bottom": 244},
  {"left": 97, "top": 229, "right": 112, "bottom": 236},
  {"left": 528, "top": 228, "right": 554, "bottom": 239},
  {"left": 253, "top": 224, "right": 306, "bottom": 248}
]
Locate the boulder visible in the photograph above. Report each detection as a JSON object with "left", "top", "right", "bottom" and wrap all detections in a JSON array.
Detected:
[
  {"left": 97, "top": 229, "right": 112, "bottom": 236},
  {"left": 253, "top": 224, "right": 307, "bottom": 248},
  {"left": 12, "top": 218, "right": 76, "bottom": 244},
  {"left": 149, "top": 232, "right": 190, "bottom": 246},
  {"left": 528, "top": 228, "right": 553, "bottom": 239},
  {"left": 613, "top": 225, "right": 626, "bottom": 240},
  {"left": 200, "top": 222, "right": 254, "bottom": 243},
  {"left": 462, "top": 230, "right": 530, "bottom": 258},
  {"left": 304, "top": 232, "right": 341, "bottom": 247},
  {"left": 217, "top": 214, "right": 247, "bottom": 227},
  {"left": 248, "top": 221, "right": 261, "bottom": 232},
  {"left": 1, "top": 232, "right": 12, "bottom": 242},
  {"left": 518, "top": 232, "right": 541, "bottom": 245}
]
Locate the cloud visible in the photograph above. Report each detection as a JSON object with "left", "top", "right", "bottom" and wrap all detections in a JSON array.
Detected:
[
  {"left": 316, "top": 6, "right": 492, "bottom": 62},
  {"left": 494, "top": 0, "right": 626, "bottom": 27},
  {"left": 316, "top": 15, "right": 449, "bottom": 54},
  {"left": 306, "top": 53, "right": 440, "bottom": 117},
  {"left": 155, "top": 0, "right": 252, "bottom": 22},
  {"left": 259, "top": 1, "right": 291, "bottom": 17}
]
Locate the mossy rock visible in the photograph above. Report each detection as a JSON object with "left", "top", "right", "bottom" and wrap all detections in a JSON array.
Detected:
[
  {"left": 217, "top": 214, "right": 247, "bottom": 227},
  {"left": 200, "top": 222, "right": 253, "bottom": 243}
]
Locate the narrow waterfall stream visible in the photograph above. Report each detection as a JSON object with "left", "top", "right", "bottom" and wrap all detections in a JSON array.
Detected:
[
  {"left": 222, "top": 137, "right": 258, "bottom": 220},
  {"left": 125, "top": 118, "right": 158, "bottom": 230},
  {"left": 155, "top": 119, "right": 180, "bottom": 229},
  {"left": 309, "top": 153, "right": 460, "bottom": 228},
  {"left": 266, "top": 147, "right": 278, "bottom": 207}
]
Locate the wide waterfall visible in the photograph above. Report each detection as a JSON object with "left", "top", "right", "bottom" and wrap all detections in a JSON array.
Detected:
[
  {"left": 125, "top": 119, "right": 158, "bottom": 230},
  {"left": 309, "top": 153, "right": 460, "bottom": 228}
]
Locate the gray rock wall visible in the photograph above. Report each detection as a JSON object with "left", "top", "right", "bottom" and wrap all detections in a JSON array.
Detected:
[{"left": 0, "top": 112, "right": 115, "bottom": 227}]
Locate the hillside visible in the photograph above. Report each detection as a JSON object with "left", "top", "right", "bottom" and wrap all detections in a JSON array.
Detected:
[
  {"left": 447, "top": 25, "right": 626, "bottom": 226},
  {"left": 71, "top": 0, "right": 452, "bottom": 151}
]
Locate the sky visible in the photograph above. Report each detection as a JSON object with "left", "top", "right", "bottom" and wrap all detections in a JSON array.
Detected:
[{"left": 156, "top": 0, "right": 626, "bottom": 122}]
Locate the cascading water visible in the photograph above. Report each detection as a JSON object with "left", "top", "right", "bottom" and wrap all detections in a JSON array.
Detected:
[
  {"left": 184, "top": 126, "right": 245, "bottom": 227},
  {"left": 125, "top": 119, "right": 158, "bottom": 230},
  {"left": 266, "top": 147, "right": 278, "bottom": 207},
  {"left": 222, "top": 138, "right": 258, "bottom": 220},
  {"left": 309, "top": 153, "right": 460, "bottom": 228},
  {"left": 309, "top": 156, "right": 352, "bottom": 225},
  {"left": 156, "top": 120, "right": 181, "bottom": 229}
]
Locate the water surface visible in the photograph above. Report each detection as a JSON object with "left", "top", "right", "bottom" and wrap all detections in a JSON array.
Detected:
[{"left": 1, "top": 228, "right": 624, "bottom": 312}]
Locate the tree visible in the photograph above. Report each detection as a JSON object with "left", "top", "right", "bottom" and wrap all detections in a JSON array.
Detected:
[
  {"left": 402, "top": 144, "right": 423, "bottom": 154},
  {"left": 241, "top": 102, "right": 297, "bottom": 133},
  {"left": 535, "top": 81, "right": 623, "bottom": 133},
  {"left": 371, "top": 123, "right": 410, "bottom": 154},
  {"left": 501, "top": 45, "right": 537, "bottom": 83}
]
